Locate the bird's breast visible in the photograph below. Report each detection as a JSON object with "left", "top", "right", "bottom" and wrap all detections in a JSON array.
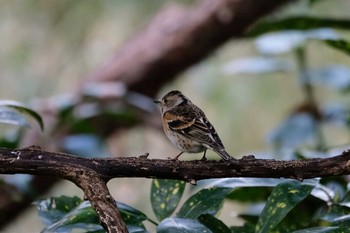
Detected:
[{"left": 164, "top": 129, "right": 205, "bottom": 153}]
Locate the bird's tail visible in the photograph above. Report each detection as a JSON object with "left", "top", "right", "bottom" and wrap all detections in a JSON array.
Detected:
[{"left": 215, "top": 149, "right": 234, "bottom": 161}]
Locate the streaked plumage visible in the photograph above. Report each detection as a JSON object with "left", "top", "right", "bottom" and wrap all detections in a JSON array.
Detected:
[{"left": 154, "top": 90, "right": 233, "bottom": 162}]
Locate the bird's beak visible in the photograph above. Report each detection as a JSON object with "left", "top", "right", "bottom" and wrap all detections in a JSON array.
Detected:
[{"left": 153, "top": 100, "right": 161, "bottom": 104}]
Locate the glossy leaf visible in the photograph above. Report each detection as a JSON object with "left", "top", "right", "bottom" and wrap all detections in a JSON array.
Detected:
[
  {"left": 255, "top": 180, "right": 315, "bottom": 233},
  {"left": 199, "top": 178, "right": 288, "bottom": 188},
  {"left": 239, "top": 213, "right": 260, "bottom": 225},
  {"left": 223, "top": 57, "right": 291, "bottom": 75},
  {"left": 318, "top": 204, "right": 350, "bottom": 224},
  {"left": 197, "top": 214, "right": 231, "bottom": 233},
  {"left": 198, "top": 177, "right": 319, "bottom": 189},
  {"left": 231, "top": 223, "right": 256, "bottom": 233},
  {"left": 324, "top": 39, "right": 350, "bottom": 56},
  {"left": 151, "top": 179, "right": 186, "bottom": 221},
  {"left": 255, "top": 29, "right": 338, "bottom": 54},
  {"left": 35, "top": 196, "right": 83, "bottom": 226},
  {"left": 127, "top": 226, "right": 149, "bottom": 233},
  {"left": 311, "top": 184, "right": 335, "bottom": 202},
  {"left": 331, "top": 215, "right": 350, "bottom": 227},
  {"left": 0, "top": 100, "right": 44, "bottom": 130},
  {"left": 0, "top": 106, "right": 28, "bottom": 128},
  {"left": 117, "top": 202, "right": 149, "bottom": 226},
  {"left": 36, "top": 196, "right": 149, "bottom": 232},
  {"left": 157, "top": 217, "right": 210, "bottom": 233},
  {"left": 293, "top": 226, "right": 346, "bottom": 233},
  {"left": 41, "top": 201, "right": 102, "bottom": 233},
  {"left": 227, "top": 187, "right": 272, "bottom": 203},
  {"left": 248, "top": 17, "right": 350, "bottom": 37},
  {"left": 309, "top": 0, "right": 327, "bottom": 5},
  {"left": 0, "top": 134, "right": 20, "bottom": 148},
  {"left": 177, "top": 187, "right": 231, "bottom": 219}
]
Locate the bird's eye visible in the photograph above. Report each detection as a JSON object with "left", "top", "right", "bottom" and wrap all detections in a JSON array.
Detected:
[{"left": 163, "top": 99, "right": 168, "bottom": 103}]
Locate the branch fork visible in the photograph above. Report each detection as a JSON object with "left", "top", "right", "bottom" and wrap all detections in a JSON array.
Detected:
[{"left": 1, "top": 146, "right": 350, "bottom": 232}]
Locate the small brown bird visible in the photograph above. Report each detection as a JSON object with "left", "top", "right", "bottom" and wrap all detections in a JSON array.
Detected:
[{"left": 154, "top": 90, "right": 233, "bottom": 162}]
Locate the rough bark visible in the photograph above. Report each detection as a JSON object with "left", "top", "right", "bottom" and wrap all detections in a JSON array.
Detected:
[
  {"left": 1, "top": 146, "right": 350, "bottom": 231},
  {"left": 2, "top": 0, "right": 298, "bottom": 231}
]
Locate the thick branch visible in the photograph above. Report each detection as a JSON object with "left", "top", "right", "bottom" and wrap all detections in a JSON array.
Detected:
[
  {"left": 2, "top": 146, "right": 350, "bottom": 230},
  {"left": 1, "top": 147, "right": 350, "bottom": 182},
  {"left": 84, "top": 0, "right": 294, "bottom": 96},
  {"left": 71, "top": 171, "right": 128, "bottom": 233},
  {"left": 1, "top": 146, "right": 128, "bottom": 233}
]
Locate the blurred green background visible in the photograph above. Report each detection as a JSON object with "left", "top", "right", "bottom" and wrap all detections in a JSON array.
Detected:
[{"left": 1, "top": 0, "right": 350, "bottom": 232}]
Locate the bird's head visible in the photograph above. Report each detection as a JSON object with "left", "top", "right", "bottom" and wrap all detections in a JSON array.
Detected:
[{"left": 154, "top": 90, "right": 189, "bottom": 114}]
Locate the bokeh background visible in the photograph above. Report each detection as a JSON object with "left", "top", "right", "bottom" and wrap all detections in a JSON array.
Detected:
[{"left": 1, "top": 0, "right": 350, "bottom": 232}]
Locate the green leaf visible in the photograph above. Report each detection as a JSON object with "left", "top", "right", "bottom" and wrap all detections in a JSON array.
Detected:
[
  {"left": 247, "top": 17, "right": 350, "bottom": 37},
  {"left": 177, "top": 187, "right": 231, "bottom": 219},
  {"left": 0, "top": 134, "right": 20, "bottom": 148},
  {"left": 223, "top": 57, "right": 291, "bottom": 75},
  {"left": 293, "top": 226, "right": 347, "bottom": 233},
  {"left": 0, "top": 100, "right": 44, "bottom": 130},
  {"left": 117, "top": 202, "right": 149, "bottom": 226},
  {"left": 227, "top": 187, "right": 272, "bottom": 203},
  {"left": 36, "top": 196, "right": 150, "bottom": 232},
  {"left": 317, "top": 204, "right": 350, "bottom": 227},
  {"left": 309, "top": 0, "right": 327, "bottom": 5},
  {"left": 254, "top": 29, "right": 337, "bottom": 55},
  {"left": 42, "top": 201, "right": 102, "bottom": 233},
  {"left": 198, "top": 178, "right": 319, "bottom": 189},
  {"left": 332, "top": 214, "right": 350, "bottom": 227},
  {"left": 198, "top": 214, "right": 231, "bottom": 233},
  {"left": 231, "top": 223, "right": 256, "bottom": 233},
  {"left": 324, "top": 39, "right": 350, "bottom": 56},
  {"left": 151, "top": 179, "right": 186, "bottom": 221},
  {"left": 273, "top": 195, "right": 324, "bottom": 232},
  {"left": 0, "top": 106, "right": 28, "bottom": 128},
  {"left": 157, "top": 217, "right": 210, "bottom": 233},
  {"left": 255, "top": 180, "right": 315, "bottom": 233},
  {"left": 239, "top": 214, "right": 260, "bottom": 225},
  {"left": 127, "top": 226, "right": 149, "bottom": 233},
  {"left": 35, "top": 196, "right": 83, "bottom": 226}
]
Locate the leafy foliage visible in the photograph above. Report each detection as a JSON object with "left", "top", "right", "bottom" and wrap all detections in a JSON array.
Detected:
[
  {"left": 151, "top": 179, "right": 186, "bottom": 221},
  {"left": 324, "top": 39, "right": 350, "bottom": 56},
  {"left": 35, "top": 196, "right": 151, "bottom": 233},
  {"left": 0, "top": 100, "right": 44, "bottom": 130},
  {"left": 247, "top": 17, "right": 350, "bottom": 37},
  {"left": 35, "top": 179, "right": 323, "bottom": 232},
  {"left": 255, "top": 181, "right": 314, "bottom": 233}
]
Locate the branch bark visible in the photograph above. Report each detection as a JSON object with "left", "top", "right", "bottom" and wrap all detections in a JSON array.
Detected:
[
  {"left": 1, "top": 146, "right": 350, "bottom": 231},
  {"left": 3, "top": 0, "right": 299, "bottom": 231}
]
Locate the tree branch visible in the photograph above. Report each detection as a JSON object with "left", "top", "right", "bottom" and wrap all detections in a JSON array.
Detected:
[
  {"left": 3, "top": 0, "right": 298, "bottom": 231},
  {"left": 71, "top": 171, "right": 128, "bottom": 233},
  {"left": 1, "top": 146, "right": 350, "bottom": 231},
  {"left": 83, "top": 0, "right": 295, "bottom": 96}
]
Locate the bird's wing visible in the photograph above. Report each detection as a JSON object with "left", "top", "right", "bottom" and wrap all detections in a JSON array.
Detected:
[{"left": 164, "top": 110, "right": 224, "bottom": 150}]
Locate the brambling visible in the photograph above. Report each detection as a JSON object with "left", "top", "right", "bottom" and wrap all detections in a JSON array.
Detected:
[{"left": 154, "top": 90, "right": 233, "bottom": 162}]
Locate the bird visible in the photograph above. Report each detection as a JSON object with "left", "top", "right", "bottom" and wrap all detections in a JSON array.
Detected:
[{"left": 154, "top": 90, "right": 233, "bottom": 162}]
